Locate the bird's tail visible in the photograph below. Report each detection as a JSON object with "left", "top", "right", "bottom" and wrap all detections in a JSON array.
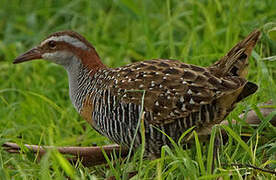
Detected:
[{"left": 208, "top": 30, "right": 261, "bottom": 78}]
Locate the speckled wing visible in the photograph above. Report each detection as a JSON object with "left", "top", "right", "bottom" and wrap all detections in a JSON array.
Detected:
[{"left": 108, "top": 59, "right": 246, "bottom": 125}]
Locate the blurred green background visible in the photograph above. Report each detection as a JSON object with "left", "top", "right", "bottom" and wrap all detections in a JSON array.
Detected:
[{"left": 0, "top": 0, "right": 275, "bottom": 179}]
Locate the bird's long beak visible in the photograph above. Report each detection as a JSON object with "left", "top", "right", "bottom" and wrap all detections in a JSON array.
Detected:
[{"left": 13, "top": 47, "right": 42, "bottom": 64}]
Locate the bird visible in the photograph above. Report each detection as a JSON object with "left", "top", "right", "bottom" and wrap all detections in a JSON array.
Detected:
[{"left": 13, "top": 29, "right": 260, "bottom": 158}]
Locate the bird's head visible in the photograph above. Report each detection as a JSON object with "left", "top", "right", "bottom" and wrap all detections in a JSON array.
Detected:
[{"left": 13, "top": 31, "right": 105, "bottom": 70}]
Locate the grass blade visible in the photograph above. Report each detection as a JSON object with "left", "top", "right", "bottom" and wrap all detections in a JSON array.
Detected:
[
  {"left": 221, "top": 125, "right": 253, "bottom": 160},
  {"left": 207, "top": 126, "right": 216, "bottom": 175},
  {"left": 193, "top": 131, "right": 206, "bottom": 176}
]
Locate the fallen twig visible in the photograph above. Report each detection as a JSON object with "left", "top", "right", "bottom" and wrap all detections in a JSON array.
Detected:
[
  {"left": 230, "top": 163, "right": 276, "bottom": 175},
  {"left": 2, "top": 142, "right": 128, "bottom": 166}
]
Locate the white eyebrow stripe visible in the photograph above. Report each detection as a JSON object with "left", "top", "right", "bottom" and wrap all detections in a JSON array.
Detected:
[{"left": 41, "top": 35, "right": 89, "bottom": 50}]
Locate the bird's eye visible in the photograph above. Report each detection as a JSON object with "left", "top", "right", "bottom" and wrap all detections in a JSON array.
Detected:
[{"left": 48, "top": 41, "right": 56, "bottom": 49}]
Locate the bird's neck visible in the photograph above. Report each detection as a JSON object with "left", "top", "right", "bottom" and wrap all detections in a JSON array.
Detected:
[{"left": 64, "top": 54, "right": 106, "bottom": 112}]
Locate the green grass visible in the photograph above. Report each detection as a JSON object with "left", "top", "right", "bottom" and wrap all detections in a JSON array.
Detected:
[{"left": 0, "top": 0, "right": 276, "bottom": 179}]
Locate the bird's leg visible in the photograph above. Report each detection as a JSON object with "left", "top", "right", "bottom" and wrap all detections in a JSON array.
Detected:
[{"left": 2, "top": 142, "right": 129, "bottom": 167}]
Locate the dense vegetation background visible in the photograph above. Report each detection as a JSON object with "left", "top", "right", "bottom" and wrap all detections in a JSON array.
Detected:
[{"left": 0, "top": 0, "right": 275, "bottom": 179}]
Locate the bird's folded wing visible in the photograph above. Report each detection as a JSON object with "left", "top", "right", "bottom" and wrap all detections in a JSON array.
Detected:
[{"left": 108, "top": 59, "right": 247, "bottom": 125}]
